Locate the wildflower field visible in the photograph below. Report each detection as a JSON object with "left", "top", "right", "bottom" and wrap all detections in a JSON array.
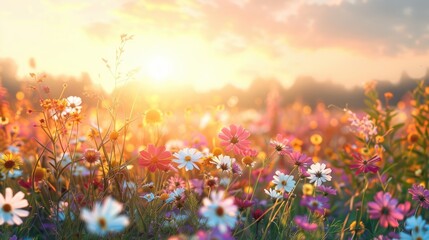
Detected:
[{"left": 0, "top": 37, "right": 429, "bottom": 240}]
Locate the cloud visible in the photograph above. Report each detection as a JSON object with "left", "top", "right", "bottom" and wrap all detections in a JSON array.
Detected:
[{"left": 112, "top": 0, "right": 429, "bottom": 55}]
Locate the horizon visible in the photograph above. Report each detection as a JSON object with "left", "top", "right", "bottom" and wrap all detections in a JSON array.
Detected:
[{"left": 1, "top": 1, "right": 429, "bottom": 92}]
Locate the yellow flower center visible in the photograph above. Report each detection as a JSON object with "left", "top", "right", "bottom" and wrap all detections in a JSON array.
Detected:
[{"left": 184, "top": 156, "right": 192, "bottom": 162}]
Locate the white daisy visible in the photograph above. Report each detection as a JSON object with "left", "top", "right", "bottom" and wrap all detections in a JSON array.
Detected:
[
  {"left": 272, "top": 171, "right": 296, "bottom": 193},
  {"left": 264, "top": 188, "right": 283, "bottom": 199},
  {"left": 141, "top": 193, "right": 156, "bottom": 202},
  {"left": 80, "top": 196, "right": 129, "bottom": 236},
  {"left": 404, "top": 216, "right": 428, "bottom": 233},
  {"left": 210, "top": 154, "right": 235, "bottom": 172},
  {"left": 173, "top": 148, "right": 203, "bottom": 171},
  {"left": 166, "top": 188, "right": 185, "bottom": 203},
  {"left": 307, "top": 163, "right": 332, "bottom": 186},
  {"left": 200, "top": 190, "right": 238, "bottom": 233},
  {"left": 0, "top": 187, "right": 29, "bottom": 225},
  {"left": 65, "top": 96, "right": 82, "bottom": 114}
]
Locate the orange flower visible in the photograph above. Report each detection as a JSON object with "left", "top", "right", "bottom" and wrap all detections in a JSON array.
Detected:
[{"left": 138, "top": 144, "right": 172, "bottom": 172}]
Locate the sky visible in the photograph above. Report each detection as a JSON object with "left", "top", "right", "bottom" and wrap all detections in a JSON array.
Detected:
[{"left": 1, "top": 0, "right": 429, "bottom": 93}]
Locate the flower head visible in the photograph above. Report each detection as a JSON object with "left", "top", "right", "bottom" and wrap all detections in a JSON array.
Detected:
[
  {"left": 399, "top": 216, "right": 429, "bottom": 240},
  {"left": 173, "top": 148, "right": 203, "bottom": 171},
  {"left": 82, "top": 148, "right": 101, "bottom": 164},
  {"left": 144, "top": 109, "right": 163, "bottom": 125},
  {"left": 0, "top": 152, "right": 23, "bottom": 174},
  {"left": 264, "top": 188, "right": 283, "bottom": 200},
  {"left": 288, "top": 151, "right": 313, "bottom": 172},
  {"left": 317, "top": 185, "right": 337, "bottom": 196},
  {"left": 307, "top": 163, "right": 332, "bottom": 186},
  {"left": 80, "top": 197, "right": 129, "bottom": 236},
  {"left": 301, "top": 195, "right": 329, "bottom": 215},
  {"left": 269, "top": 134, "right": 292, "bottom": 155},
  {"left": 272, "top": 171, "right": 296, "bottom": 193},
  {"left": 200, "top": 191, "right": 238, "bottom": 233},
  {"left": 367, "top": 191, "right": 404, "bottom": 228},
  {"left": 408, "top": 184, "right": 429, "bottom": 209},
  {"left": 139, "top": 144, "right": 172, "bottom": 172},
  {"left": 218, "top": 124, "right": 251, "bottom": 155},
  {"left": 167, "top": 175, "right": 186, "bottom": 191},
  {"left": 350, "top": 153, "right": 381, "bottom": 174},
  {"left": 0, "top": 188, "right": 29, "bottom": 225},
  {"left": 65, "top": 96, "right": 82, "bottom": 114},
  {"left": 294, "top": 215, "right": 318, "bottom": 231},
  {"left": 210, "top": 155, "right": 235, "bottom": 172}
]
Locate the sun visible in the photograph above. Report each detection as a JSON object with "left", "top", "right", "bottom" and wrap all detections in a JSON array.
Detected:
[{"left": 144, "top": 55, "right": 175, "bottom": 82}]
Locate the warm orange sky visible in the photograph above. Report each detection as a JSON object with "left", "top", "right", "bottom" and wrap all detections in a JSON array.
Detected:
[{"left": 1, "top": 0, "right": 429, "bottom": 92}]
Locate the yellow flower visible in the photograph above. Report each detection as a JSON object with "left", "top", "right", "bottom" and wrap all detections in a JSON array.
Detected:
[
  {"left": 212, "top": 147, "right": 223, "bottom": 157},
  {"left": 0, "top": 153, "right": 23, "bottom": 174},
  {"left": 302, "top": 183, "right": 314, "bottom": 196},
  {"left": 310, "top": 134, "right": 323, "bottom": 145},
  {"left": 144, "top": 109, "right": 163, "bottom": 125},
  {"left": 349, "top": 221, "right": 365, "bottom": 236}
]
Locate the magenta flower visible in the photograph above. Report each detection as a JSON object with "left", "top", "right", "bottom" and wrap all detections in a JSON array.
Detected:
[
  {"left": 234, "top": 197, "right": 253, "bottom": 212},
  {"left": 294, "top": 215, "right": 318, "bottom": 231},
  {"left": 367, "top": 191, "right": 404, "bottom": 228},
  {"left": 317, "top": 185, "right": 337, "bottom": 196},
  {"left": 349, "top": 153, "right": 381, "bottom": 174},
  {"left": 288, "top": 151, "right": 313, "bottom": 173},
  {"left": 300, "top": 196, "right": 329, "bottom": 215},
  {"left": 408, "top": 184, "right": 429, "bottom": 209},
  {"left": 269, "top": 134, "right": 292, "bottom": 155},
  {"left": 218, "top": 124, "right": 251, "bottom": 155}
]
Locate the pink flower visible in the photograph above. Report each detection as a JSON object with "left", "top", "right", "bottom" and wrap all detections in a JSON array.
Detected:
[
  {"left": 300, "top": 196, "right": 329, "bottom": 215},
  {"left": 269, "top": 134, "right": 292, "bottom": 155},
  {"left": 288, "top": 151, "right": 313, "bottom": 173},
  {"left": 138, "top": 144, "right": 172, "bottom": 172},
  {"left": 294, "top": 215, "right": 318, "bottom": 231},
  {"left": 408, "top": 184, "right": 429, "bottom": 209},
  {"left": 349, "top": 153, "right": 381, "bottom": 174},
  {"left": 218, "top": 125, "right": 251, "bottom": 155},
  {"left": 367, "top": 191, "right": 404, "bottom": 228}
]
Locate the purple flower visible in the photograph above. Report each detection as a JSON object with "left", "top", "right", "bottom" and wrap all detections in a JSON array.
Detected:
[
  {"left": 288, "top": 151, "right": 313, "bottom": 173},
  {"left": 234, "top": 197, "right": 253, "bottom": 211},
  {"left": 408, "top": 184, "right": 429, "bottom": 209},
  {"left": 195, "top": 227, "right": 235, "bottom": 240},
  {"left": 349, "top": 153, "right": 380, "bottom": 174},
  {"left": 300, "top": 196, "right": 329, "bottom": 215},
  {"left": 294, "top": 215, "right": 318, "bottom": 231},
  {"left": 317, "top": 185, "right": 337, "bottom": 196},
  {"left": 367, "top": 191, "right": 404, "bottom": 228}
]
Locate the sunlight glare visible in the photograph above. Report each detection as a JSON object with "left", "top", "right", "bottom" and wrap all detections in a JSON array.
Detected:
[{"left": 145, "top": 55, "right": 174, "bottom": 82}]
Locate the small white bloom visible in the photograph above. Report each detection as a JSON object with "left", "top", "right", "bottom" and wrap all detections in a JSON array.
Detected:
[
  {"left": 65, "top": 96, "right": 82, "bottom": 114},
  {"left": 200, "top": 190, "right": 238, "bottom": 233},
  {"left": 80, "top": 196, "right": 129, "bottom": 236},
  {"left": 307, "top": 163, "right": 332, "bottom": 186},
  {"left": 141, "top": 193, "right": 156, "bottom": 202},
  {"left": 166, "top": 188, "right": 185, "bottom": 203},
  {"left": 264, "top": 188, "right": 283, "bottom": 199},
  {"left": 210, "top": 154, "right": 235, "bottom": 172},
  {"left": 173, "top": 148, "right": 203, "bottom": 171},
  {"left": 272, "top": 171, "right": 296, "bottom": 193},
  {"left": 0, "top": 188, "right": 29, "bottom": 225}
]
